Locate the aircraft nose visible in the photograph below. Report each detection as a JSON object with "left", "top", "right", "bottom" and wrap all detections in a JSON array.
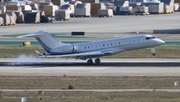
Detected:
[{"left": 156, "top": 39, "right": 165, "bottom": 45}]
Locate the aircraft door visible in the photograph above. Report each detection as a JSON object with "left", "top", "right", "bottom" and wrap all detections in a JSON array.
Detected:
[
  {"left": 72, "top": 45, "right": 75, "bottom": 52},
  {"left": 72, "top": 45, "right": 78, "bottom": 52}
]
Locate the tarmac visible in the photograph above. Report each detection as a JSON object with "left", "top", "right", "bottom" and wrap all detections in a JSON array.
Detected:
[
  {"left": 0, "top": 13, "right": 180, "bottom": 77},
  {"left": 0, "top": 12, "right": 180, "bottom": 42}
]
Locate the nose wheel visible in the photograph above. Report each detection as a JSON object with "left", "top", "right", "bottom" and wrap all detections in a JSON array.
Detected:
[{"left": 151, "top": 48, "right": 156, "bottom": 56}]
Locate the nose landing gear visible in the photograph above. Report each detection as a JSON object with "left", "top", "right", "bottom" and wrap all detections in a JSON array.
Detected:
[{"left": 151, "top": 48, "right": 156, "bottom": 56}]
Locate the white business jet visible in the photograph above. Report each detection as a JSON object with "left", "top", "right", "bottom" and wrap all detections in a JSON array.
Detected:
[{"left": 16, "top": 30, "right": 165, "bottom": 64}]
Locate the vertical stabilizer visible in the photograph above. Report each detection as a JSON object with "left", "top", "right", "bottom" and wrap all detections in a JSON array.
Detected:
[{"left": 16, "top": 30, "right": 64, "bottom": 52}]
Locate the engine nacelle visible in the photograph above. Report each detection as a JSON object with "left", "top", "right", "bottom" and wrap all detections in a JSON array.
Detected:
[{"left": 50, "top": 45, "right": 73, "bottom": 54}]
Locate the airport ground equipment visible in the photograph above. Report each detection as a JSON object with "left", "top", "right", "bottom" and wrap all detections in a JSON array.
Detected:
[
  {"left": 24, "top": 11, "right": 40, "bottom": 23},
  {"left": 75, "top": 3, "right": 91, "bottom": 17},
  {"left": 98, "top": 9, "right": 113, "bottom": 17},
  {"left": 55, "top": 9, "right": 70, "bottom": 21}
]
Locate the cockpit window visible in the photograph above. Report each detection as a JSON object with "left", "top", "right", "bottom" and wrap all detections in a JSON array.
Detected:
[{"left": 146, "top": 37, "right": 156, "bottom": 40}]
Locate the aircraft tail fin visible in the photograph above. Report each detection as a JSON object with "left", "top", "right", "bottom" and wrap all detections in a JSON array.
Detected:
[{"left": 16, "top": 30, "right": 64, "bottom": 52}]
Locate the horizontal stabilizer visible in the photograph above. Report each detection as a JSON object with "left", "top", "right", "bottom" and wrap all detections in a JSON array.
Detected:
[
  {"left": 16, "top": 30, "right": 46, "bottom": 38},
  {"left": 35, "top": 50, "right": 44, "bottom": 56}
]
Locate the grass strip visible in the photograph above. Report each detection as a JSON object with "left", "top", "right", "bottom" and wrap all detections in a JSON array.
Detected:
[
  {"left": 0, "top": 76, "right": 179, "bottom": 89},
  {"left": 0, "top": 46, "right": 179, "bottom": 58}
]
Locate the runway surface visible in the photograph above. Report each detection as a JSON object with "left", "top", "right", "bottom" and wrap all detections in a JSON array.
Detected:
[{"left": 0, "top": 58, "right": 180, "bottom": 76}]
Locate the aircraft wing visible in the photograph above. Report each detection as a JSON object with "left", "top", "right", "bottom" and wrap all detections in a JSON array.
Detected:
[{"left": 39, "top": 50, "right": 113, "bottom": 59}]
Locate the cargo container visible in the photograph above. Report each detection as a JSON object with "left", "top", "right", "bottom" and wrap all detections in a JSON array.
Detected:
[
  {"left": 0, "top": 17, "right": 4, "bottom": 26},
  {"left": 164, "top": 5, "right": 171, "bottom": 13},
  {"left": 143, "top": 2, "right": 164, "bottom": 14},
  {"left": 6, "top": 5, "right": 19, "bottom": 11},
  {"left": 61, "top": 4, "right": 75, "bottom": 16},
  {"left": 39, "top": 2, "right": 51, "bottom": 11},
  {"left": 24, "top": 12, "right": 40, "bottom": 23},
  {"left": 129, "top": 2, "right": 142, "bottom": 13},
  {"left": 174, "top": 3, "right": 179, "bottom": 11},
  {"left": 21, "top": 5, "right": 32, "bottom": 11},
  {"left": 98, "top": 9, "right": 113, "bottom": 17},
  {"left": 40, "top": 15, "right": 53, "bottom": 23},
  {"left": 22, "top": 10, "right": 33, "bottom": 15},
  {"left": 79, "top": 0, "right": 99, "bottom": 3},
  {"left": 75, "top": 3, "right": 91, "bottom": 17},
  {"left": 114, "top": 1, "right": 129, "bottom": 7},
  {"left": 55, "top": 10, "right": 70, "bottom": 21},
  {"left": 9, "top": 16, "right": 16, "bottom": 25},
  {"left": 116, "top": 6, "right": 133, "bottom": 15},
  {"left": 99, "top": 0, "right": 113, "bottom": 3},
  {"left": 134, "top": 6, "right": 149, "bottom": 14},
  {"left": 0, "top": 14, "right": 10, "bottom": 25},
  {"left": 6, "top": 5, "right": 21, "bottom": 12},
  {"left": 5, "top": 12, "right": 17, "bottom": 21},
  {"left": 175, "top": 0, "right": 180, "bottom": 3},
  {"left": 30, "top": 3, "right": 39, "bottom": 10},
  {"left": 51, "top": 0, "right": 66, "bottom": 6},
  {"left": 43, "top": 5, "right": 59, "bottom": 17},
  {"left": 15, "top": 11, "right": 24, "bottom": 23},
  {"left": 161, "top": 0, "right": 174, "bottom": 12},
  {"left": 91, "top": 3, "right": 106, "bottom": 16},
  {"left": 33, "top": 0, "right": 50, "bottom": 3}
]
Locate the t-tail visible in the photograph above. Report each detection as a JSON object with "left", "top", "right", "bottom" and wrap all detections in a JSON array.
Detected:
[{"left": 16, "top": 30, "right": 65, "bottom": 52}]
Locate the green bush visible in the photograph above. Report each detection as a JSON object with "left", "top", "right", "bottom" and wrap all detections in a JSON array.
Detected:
[{"left": 68, "top": 84, "right": 76, "bottom": 89}]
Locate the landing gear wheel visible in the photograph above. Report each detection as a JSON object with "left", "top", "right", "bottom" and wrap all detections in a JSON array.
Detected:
[
  {"left": 95, "top": 58, "right": 101, "bottom": 64},
  {"left": 152, "top": 53, "right": 156, "bottom": 56},
  {"left": 151, "top": 48, "right": 156, "bottom": 56},
  {"left": 87, "top": 59, "right": 93, "bottom": 64}
]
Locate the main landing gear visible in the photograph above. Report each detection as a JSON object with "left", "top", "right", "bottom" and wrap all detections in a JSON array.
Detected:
[
  {"left": 151, "top": 48, "right": 156, "bottom": 56},
  {"left": 87, "top": 58, "right": 101, "bottom": 64}
]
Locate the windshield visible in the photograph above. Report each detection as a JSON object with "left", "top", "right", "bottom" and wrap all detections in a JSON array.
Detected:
[{"left": 146, "top": 36, "right": 156, "bottom": 40}]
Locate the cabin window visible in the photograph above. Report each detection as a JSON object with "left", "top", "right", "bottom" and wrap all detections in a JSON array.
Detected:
[
  {"left": 118, "top": 42, "right": 120, "bottom": 44},
  {"left": 111, "top": 43, "right": 113, "bottom": 46},
  {"left": 103, "top": 44, "right": 105, "bottom": 47},
  {"left": 88, "top": 46, "right": 90, "bottom": 49},
  {"left": 84, "top": 47, "right": 86, "bottom": 49}
]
